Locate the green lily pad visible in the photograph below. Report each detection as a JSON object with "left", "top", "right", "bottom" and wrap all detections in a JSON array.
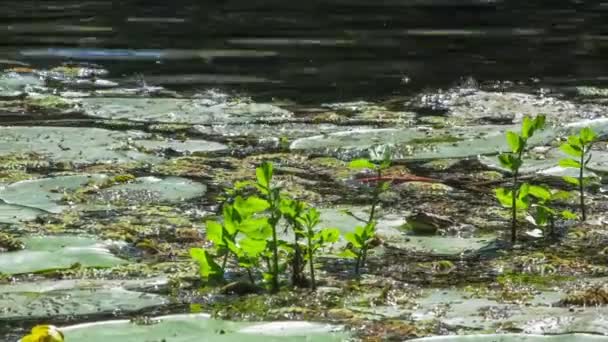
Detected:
[
  {"left": 0, "top": 126, "right": 161, "bottom": 166},
  {"left": 409, "top": 334, "right": 608, "bottom": 341},
  {"left": 0, "top": 174, "right": 108, "bottom": 213},
  {"left": 0, "top": 278, "right": 167, "bottom": 320},
  {"left": 0, "top": 203, "right": 44, "bottom": 223},
  {"left": 0, "top": 235, "right": 126, "bottom": 274},
  {"left": 90, "top": 176, "right": 207, "bottom": 206},
  {"left": 78, "top": 97, "right": 293, "bottom": 124},
  {"left": 62, "top": 314, "right": 347, "bottom": 342},
  {"left": 133, "top": 139, "right": 228, "bottom": 154},
  {"left": 290, "top": 125, "right": 554, "bottom": 161}
]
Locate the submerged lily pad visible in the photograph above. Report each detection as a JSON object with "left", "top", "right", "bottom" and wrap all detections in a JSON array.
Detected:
[
  {"left": 133, "top": 139, "right": 228, "bottom": 154},
  {"left": 0, "top": 278, "right": 167, "bottom": 320},
  {"left": 0, "top": 203, "right": 43, "bottom": 223},
  {"left": 0, "top": 235, "right": 126, "bottom": 274},
  {"left": 0, "top": 126, "right": 160, "bottom": 166},
  {"left": 91, "top": 176, "right": 207, "bottom": 206},
  {"left": 62, "top": 314, "right": 347, "bottom": 341},
  {"left": 0, "top": 174, "right": 108, "bottom": 213},
  {"left": 410, "top": 334, "right": 608, "bottom": 341},
  {"left": 290, "top": 125, "right": 554, "bottom": 161},
  {"left": 78, "top": 97, "right": 293, "bottom": 124}
]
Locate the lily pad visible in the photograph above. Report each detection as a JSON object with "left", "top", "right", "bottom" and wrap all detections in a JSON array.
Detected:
[
  {"left": 0, "top": 126, "right": 160, "bottom": 166},
  {"left": 0, "top": 203, "right": 44, "bottom": 223},
  {"left": 0, "top": 174, "right": 108, "bottom": 213},
  {"left": 0, "top": 235, "right": 126, "bottom": 274},
  {"left": 62, "top": 314, "right": 347, "bottom": 341},
  {"left": 290, "top": 125, "right": 555, "bottom": 161},
  {"left": 78, "top": 97, "right": 293, "bottom": 124},
  {"left": 409, "top": 334, "right": 608, "bottom": 341},
  {"left": 0, "top": 278, "right": 167, "bottom": 320},
  {"left": 90, "top": 176, "right": 207, "bottom": 206},
  {"left": 133, "top": 139, "right": 228, "bottom": 154}
]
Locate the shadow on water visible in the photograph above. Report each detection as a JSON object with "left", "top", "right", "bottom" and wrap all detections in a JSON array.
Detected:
[{"left": 1, "top": 0, "right": 608, "bottom": 103}]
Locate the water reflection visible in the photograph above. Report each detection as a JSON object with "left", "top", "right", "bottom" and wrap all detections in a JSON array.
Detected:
[{"left": 0, "top": 0, "right": 607, "bottom": 102}]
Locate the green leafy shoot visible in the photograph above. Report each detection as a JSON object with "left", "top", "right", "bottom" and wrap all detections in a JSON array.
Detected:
[
  {"left": 527, "top": 185, "right": 578, "bottom": 237},
  {"left": 558, "top": 127, "right": 597, "bottom": 221},
  {"left": 297, "top": 207, "right": 340, "bottom": 290},
  {"left": 495, "top": 114, "right": 546, "bottom": 243}
]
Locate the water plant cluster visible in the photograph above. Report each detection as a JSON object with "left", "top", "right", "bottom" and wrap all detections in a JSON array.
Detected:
[{"left": 186, "top": 114, "right": 599, "bottom": 294}]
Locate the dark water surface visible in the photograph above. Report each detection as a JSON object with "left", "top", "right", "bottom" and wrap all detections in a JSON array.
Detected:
[{"left": 1, "top": 0, "right": 608, "bottom": 103}]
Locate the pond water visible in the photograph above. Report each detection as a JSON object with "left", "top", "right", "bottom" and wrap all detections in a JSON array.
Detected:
[{"left": 3, "top": 1, "right": 608, "bottom": 342}]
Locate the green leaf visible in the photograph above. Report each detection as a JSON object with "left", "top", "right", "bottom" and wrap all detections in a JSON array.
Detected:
[
  {"left": 534, "top": 206, "right": 550, "bottom": 226},
  {"left": 559, "top": 158, "right": 581, "bottom": 168},
  {"left": 580, "top": 127, "right": 597, "bottom": 145},
  {"left": 528, "top": 185, "right": 552, "bottom": 202},
  {"left": 189, "top": 248, "right": 223, "bottom": 281},
  {"left": 344, "top": 232, "right": 363, "bottom": 248},
  {"left": 517, "top": 183, "right": 530, "bottom": 209},
  {"left": 560, "top": 143, "right": 582, "bottom": 157},
  {"left": 235, "top": 196, "right": 270, "bottom": 217},
  {"left": 239, "top": 238, "right": 267, "bottom": 257},
  {"left": 497, "top": 153, "right": 521, "bottom": 171},
  {"left": 315, "top": 228, "right": 341, "bottom": 244},
  {"left": 552, "top": 190, "right": 571, "bottom": 201},
  {"left": 238, "top": 217, "right": 272, "bottom": 239},
  {"left": 494, "top": 187, "right": 513, "bottom": 207},
  {"left": 339, "top": 249, "right": 358, "bottom": 259},
  {"left": 205, "top": 220, "right": 223, "bottom": 245},
  {"left": 522, "top": 115, "right": 545, "bottom": 139},
  {"left": 506, "top": 131, "right": 522, "bottom": 152},
  {"left": 562, "top": 176, "right": 580, "bottom": 186},
  {"left": 561, "top": 210, "right": 578, "bottom": 220},
  {"left": 256, "top": 162, "right": 273, "bottom": 189},
  {"left": 567, "top": 135, "right": 583, "bottom": 148},
  {"left": 348, "top": 158, "right": 377, "bottom": 170}
]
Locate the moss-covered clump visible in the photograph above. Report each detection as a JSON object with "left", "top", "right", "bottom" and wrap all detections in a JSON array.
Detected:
[
  {"left": 560, "top": 286, "right": 608, "bottom": 306},
  {"left": 0, "top": 233, "right": 25, "bottom": 252}
]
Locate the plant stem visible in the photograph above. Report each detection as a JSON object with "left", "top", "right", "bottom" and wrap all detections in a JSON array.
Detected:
[
  {"left": 354, "top": 252, "right": 361, "bottom": 275},
  {"left": 307, "top": 234, "right": 316, "bottom": 290},
  {"left": 247, "top": 268, "right": 255, "bottom": 284},
  {"left": 221, "top": 253, "right": 229, "bottom": 270},
  {"left": 270, "top": 211, "right": 280, "bottom": 293},
  {"left": 511, "top": 148, "right": 524, "bottom": 244},
  {"left": 580, "top": 149, "right": 586, "bottom": 221}
]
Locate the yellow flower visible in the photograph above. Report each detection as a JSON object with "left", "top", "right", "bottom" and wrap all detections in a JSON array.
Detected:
[{"left": 21, "top": 325, "right": 64, "bottom": 342}]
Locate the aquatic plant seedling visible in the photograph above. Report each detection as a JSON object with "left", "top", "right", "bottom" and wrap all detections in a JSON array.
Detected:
[
  {"left": 296, "top": 207, "right": 340, "bottom": 290},
  {"left": 495, "top": 115, "right": 546, "bottom": 244},
  {"left": 280, "top": 197, "right": 308, "bottom": 287},
  {"left": 559, "top": 127, "right": 597, "bottom": 221},
  {"left": 344, "top": 156, "right": 392, "bottom": 274},
  {"left": 525, "top": 185, "right": 577, "bottom": 238},
  {"left": 190, "top": 196, "right": 271, "bottom": 284}
]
